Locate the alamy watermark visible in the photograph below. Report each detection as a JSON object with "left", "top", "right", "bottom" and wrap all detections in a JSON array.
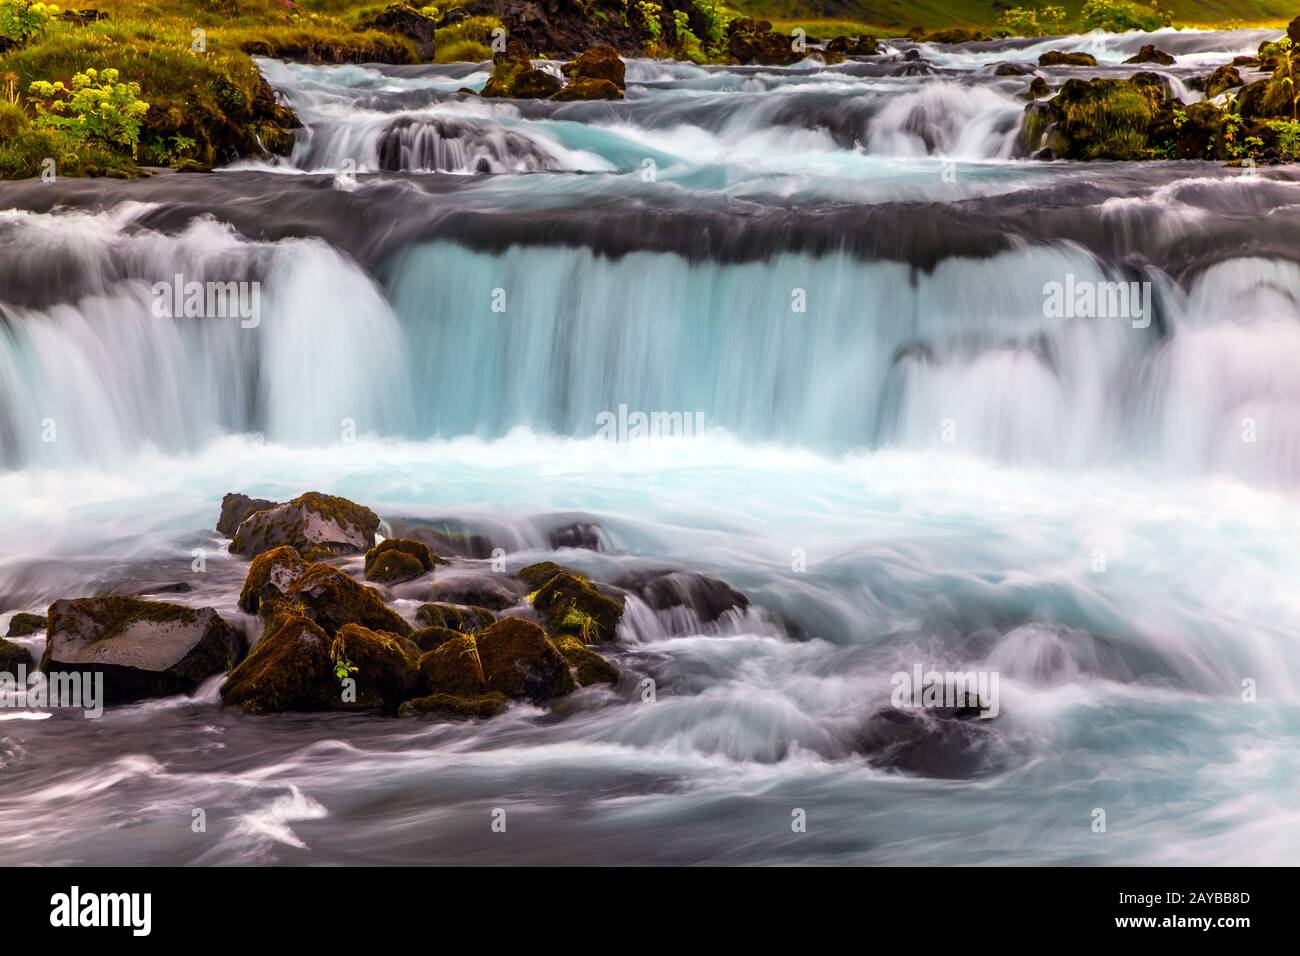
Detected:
[
  {"left": 1, "top": 665, "right": 104, "bottom": 718},
  {"left": 890, "top": 664, "right": 1000, "bottom": 718},
  {"left": 1043, "top": 273, "right": 1151, "bottom": 329},
  {"left": 151, "top": 273, "right": 261, "bottom": 328},
  {"left": 595, "top": 403, "right": 712, "bottom": 442}
]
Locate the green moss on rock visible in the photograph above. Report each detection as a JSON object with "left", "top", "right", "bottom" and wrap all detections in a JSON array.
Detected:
[
  {"left": 6, "top": 612, "right": 47, "bottom": 638},
  {"left": 229, "top": 491, "right": 380, "bottom": 560},
  {"left": 418, "top": 633, "right": 487, "bottom": 696},
  {"left": 0, "top": 639, "right": 34, "bottom": 673},
  {"left": 237, "top": 545, "right": 307, "bottom": 614},
  {"left": 415, "top": 602, "right": 496, "bottom": 632},
  {"left": 411, "top": 625, "right": 466, "bottom": 653},
  {"left": 364, "top": 537, "right": 438, "bottom": 584},
  {"left": 285, "top": 563, "right": 412, "bottom": 637},
  {"left": 554, "top": 634, "right": 618, "bottom": 686},
  {"left": 475, "top": 616, "right": 574, "bottom": 701},
  {"left": 533, "top": 572, "right": 624, "bottom": 643},
  {"left": 399, "top": 691, "right": 508, "bottom": 719},
  {"left": 220, "top": 612, "right": 335, "bottom": 713}
]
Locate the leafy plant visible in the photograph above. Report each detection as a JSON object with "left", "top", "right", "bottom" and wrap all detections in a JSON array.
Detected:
[
  {"left": 0, "top": 1, "right": 58, "bottom": 45},
  {"left": 330, "top": 638, "right": 358, "bottom": 683},
  {"left": 998, "top": 6, "right": 1067, "bottom": 38},
  {"left": 691, "top": 0, "right": 729, "bottom": 48},
  {"left": 636, "top": 1, "right": 662, "bottom": 44},
  {"left": 27, "top": 67, "right": 150, "bottom": 156},
  {"left": 1079, "top": 0, "right": 1170, "bottom": 33}
]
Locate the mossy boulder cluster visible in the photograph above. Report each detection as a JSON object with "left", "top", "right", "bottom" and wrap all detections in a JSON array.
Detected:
[
  {"left": 480, "top": 42, "right": 625, "bottom": 101},
  {"left": 364, "top": 538, "right": 441, "bottom": 584},
  {"left": 1024, "top": 22, "right": 1300, "bottom": 162},
  {"left": 726, "top": 18, "right": 802, "bottom": 66}
]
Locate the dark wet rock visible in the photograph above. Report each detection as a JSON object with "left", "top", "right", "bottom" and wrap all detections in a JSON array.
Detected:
[
  {"left": 994, "top": 62, "right": 1034, "bottom": 76},
  {"left": 228, "top": 492, "right": 380, "bottom": 560},
  {"left": 1038, "top": 50, "right": 1098, "bottom": 67},
  {"left": 1232, "top": 55, "right": 1261, "bottom": 69},
  {"left": 925, "top": 28, "right": 979, "bottom": 44},
  {"left": 560, "top": 44, "right": 625, "bottom": 89},
  {"left": 221, "top": 613, "right": 414, "bottom": 713},
  {"left": 285, "top": 563, "right": 412, "bottom": 637},
  {"left": 0, "top": 639, "right": 34, "bottom": 673},
  {"left": 902, "top": 48, "right": 921, "bottom": 62},
  {"left": 238, "top": 545, "right": 308, "bottom": 614},
  {"left": 418, "top": 633, "right": 486, "bottom": 697},
  {"left": 481, "top": 43, "right": 554, "bottom": 98},
  {"left": 615, "top": 569, "right": 749, "bottom": 625},
  {"left": 857, "top": 700, "right": 1001, "bottom": 779},
  {"left": 1191, "top": 64, "right": 1243, "bottom": 98},
  {"left": 1023, "top": 74, "right": 1172, "bottom": 160},
  {"left": 1125, "top": 45, "right": 1174, "bottom": 66},
  {"left": 551, "top": 77, "right": 622, "bottom": 101},
  {"left": 546, "top": 520, "right": 607, "bottom": 551},
  {"left": 428, "top": 573, "right": 520, "bottom": 611},
  {"left": 476, "top": 617, "right": 574, "bottom": 701},
  {"left": 388, "top": 518, "right": 491, "bottom": 559},
  {"left": 216, "top": 492, "right": 277, "bottom": 537},
  {"left": 414, "top": 603, "right": 496, "bottom": 632},
  {"left": 399, "top": 691, "right": 508, "bottom": 719},
  {"left": 727, "top": 18, "right": 802, "bottom": 66},
  {"left": 1025, "top": 77, "right": 1050, "bottom": 100},
  {"left": 6, "top": 612, "right": 47, "bottom": 637},
  {"left": 358, "top": 3, "right": 438, "bottom": 61},
  {"left": 554, "top": 634, "right": 617, "bottom": 686},
  {"left": 364, "top": 538, "right": 439, "bottom": 585},
  {"left": 515, "top": 67, "right": 564, "bottom": 98},
  {"left": 135, "top": 582, "right": 192, "bottom": 595},
  {"left": 518, "top": 561, "right": 570, "bottom": 591},
  {"left": 411, "top": 625, "right": 466, "bottom": 653},
  {"left": 826, "top": 35, "right": 878, "bottom": 56},
  {"left": 533, "top": 571, "right": 624, "bottom": 643},
  {"left": 42, "top": 597, "right": 242, "bottom": 704}
]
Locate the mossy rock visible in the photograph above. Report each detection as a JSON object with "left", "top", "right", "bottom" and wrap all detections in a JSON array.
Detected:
[
  {"left": 428, "top": 576, "right": 518, "bottom": 611},
  {"left": 517, "top": 561, "right": 574, "bottom": 591},
  {"left": 533, "top": 572, "right": 624, "bottom": 644},
  {"left": 1031, "top": 75, "right": 1170, "bottom": 160},
  {"left": 1193, "top": 64, "right": 1243, "bottom": 99},
  {"left": 229, "top": 491, "right": 380, "bottom": 560},
  {"left": 0, "top": 639, "right": 34, "bottom": 673},
  {"left": 238, "top": 545, "right": 308, "bottom": 614},
  {"left": 827, "top": 36, "right": 879, "bottom": 56},
  {"left": 6, "top": 612, "right": 47, "bottom": 637},
  {"left": 285, "top": 563, "right": 412, "bottom": 637},
  {"left": 220, "top": 612, "right": 335, "bottom": 713},
  {"left": 726, "top": 18, "right": 804, "bottom": 66},
  {"left": 561, "top": 44, "right": 625, "bottom": 89},
  {"left": 418, "top": 633, "right": 487, "bottom": 697},
  {"left": 364, "top": 538, "right": 438, "bottom": 584},
  {"left": 217, "top": 492, "right": 277, "bottom": 537},
  {"left": 414, "top": 603, "right": 496, "bottom": 632},
  {"left": 357, "top": 3, "right": 438, "bottom": 61},
  {"left": 411, "top": 625, "right": 467, "bottom": 653},
  {"left": 42, "top": 597, "right": 242, "bottom": 704},
  {"left": 1038, "top": 50, "right": 1098, "bottom": 67},
  {"left": 552, "top": 77, "right": 622, "bottom": 101},
  {"left": 554, "top": 635, "right": 617, "bottom": 686},
  {"left": 399, "top": 692, "right": 508, "bottom": 720},
  {"left": 1124, "top": 45, "right": 1175, "bottom": 66},
  {"left": 475, "top": 617, "right": 574, "bottom": 701},
  {"left": 331, "top": 623, "right": 419, "bottom": 710},
  {"left": 481, "top": 43, "right": 532, "bottom": 98}
]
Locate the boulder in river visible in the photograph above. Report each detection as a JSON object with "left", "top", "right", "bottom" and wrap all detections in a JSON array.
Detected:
[
  {"left": 531, "top": 569, "right": 624, "bottom": 643},
  {"left": 364, "top": 537, "right": 439, "bottom": 584},
  {"left": 857, "top": 696, "right": 1003, "bottom": 779},
  {"left": 1038, "top": 50, "right": 1097, "bottom": 67},
  {"left": 357, "top": 3, "right": 438, "bottom": 61},
  {"left": 1191, "top": 64, "right": 1243, "bottom": 98},
  {"left": 228, "top": 491, "right": 380, "bottom": 560},
  {"left": 0, "top": 639, "right": 34, "bottom": 673},
  {"left": 476, "top": 617, "right": 575, "bottom": 701},
  {"left": 615, "top": 569, "right": 749, "bottom": 625},
  {"left": 827, "top": 35, "right": 879, "bottom": 57},
  {"left": 553, "top": 44, "right": 625, "bottom": 100},
  {"left": 428, "top": 572, "right": 521, "bottom": 611},
  {"left": 238, "top": 545, "right": 308, "bottom": 614},
  {"left": 551, "top": 77, "right": 622, "bottom": 101},
  {"left": 994, "top": 62, "right": 1034, "bottom": 76},
  {"left": 216, "top": 492, "right": 277, "bottom": 537},
  {"left": 221, "top": 612, "right": 416, "bottom": 713},
  {"left": 418, "top": 633, "right": 487, "bottom": 696},
  {"left": 1125, "top": 44, "right": 1175, "bottom": 66},
  {"left": 42, "top": 597, "right": 242, "bottom": 704},
  {"left": 481, "top": 43, "right": 559, "bottom": 99},
  {"left": 553, "top": 634, "right": 617, "bottom": 686},
  {"left": 6, "top": 612, "right": 47, "bottom": 637},
  {"left": 284, "top": 563, "right": 412, "bottom": 637},
  {"left": 727, "top": 18, "right": 803, "bottom": 66},
  {"left": 399, "top": 692, "right": 508, "bottom": 719},
  {"left": 414, "top": 602, "right": 496, "bottom": 632}
]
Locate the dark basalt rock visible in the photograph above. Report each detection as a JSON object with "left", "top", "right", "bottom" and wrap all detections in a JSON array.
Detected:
[
  {"left": 238, "top": 546, "right": 308, "bottom": 614},
  {"left": 1191, "top": 64, "right": 1243, "bottom": 99},
  {"left": 475, "top": 617, "right": 574, "bottom": 701},
  {"left": 42, "top": 597, "right": 243, "bottom": 704},
  {"left": 428, "top": 573, "right": 521, "bottom": 611},
  {"left": 554, "top": 635, "right": 617, "bottom": 686},
  {"left": 546, "top": 520, "right": 607, "bottom": 551},
  {"left": 1125, "top": 45, "right": 1175, "bottom": 66},
  {"left": 0, "top": 639, "right": 34, "bottom": 673},
  {"left": 1025, "top": 77, "right": 1050, "bottom": 101},
  {"left": 6, "top": 612, "right": 47, "bottom": 637},
  {"left": 399, "top": 692, "right": 508, "bottom": 719},
  {"left": 994, "top": 62, "right": 1034, "bottom": 76},
  {"left": 285, "top": 563, "right": 413, "bottom": 637},
  {"left": 217, "top": 492, "right": 277, "bottom": 537},
  {"left": 532, "top": 571, "right": 624, "bottom": 643},
  {"left": 826, "top": 35, "right": 879, "bottom": 57},
  {"left": 727, "top": 18, "right": 803, "bottom": 66},
  {"left": 414, "top": 603, "right": 496, "bottom": 632},
  {"left": 1038, "top": 50, "right": 1098, "bottom": 67}
]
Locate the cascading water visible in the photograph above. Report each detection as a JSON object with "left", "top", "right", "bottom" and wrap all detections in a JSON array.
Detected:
[{"left": 1, "top": 28, "right": 1299, "bottom": 866}]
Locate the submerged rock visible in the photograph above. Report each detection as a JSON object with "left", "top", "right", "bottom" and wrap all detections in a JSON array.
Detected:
[
  {"left": 399, "top": 692, "right": 508, "bottom": 719},
  {"left": 42, "top": 597, "right": 242, "bottom": 704},
  {"left": 994, "top": 62, "right": 1034, "bottom": 76},
  {"left": 5, "top": 612, "right": 47, "bottom": 637},
  {"left": 428, "top": 573, "right": 520, "bottom": 611},
  {"left": 1038, "top": 50, "right": 1097, "bottom": 67},
  {"left": 216, "top": 492, "right": 277, "bottom": 537},
  {"left": 228, "top": 492, "right": 380, "bottom": 560},
  {"left": 364, "top": 538, "right": 439, "bottom": 584},
  {"left": 476, "top": 617, "right": 574, "bottom": 701},
  {"left": 546, "top": 520, "right": 607, "bottom": 551},
  {"left": 1125, "top": 44, "right": 1175, "bottom": 66},
  {"left": 615, "top": 569, "right": 749, "bottom": 625},
  {"left": 238, "top": 545, "right": 308, "bottom": 614},
  {"left": 857, "top": 699, "right": 1002, "bottom": 779}
]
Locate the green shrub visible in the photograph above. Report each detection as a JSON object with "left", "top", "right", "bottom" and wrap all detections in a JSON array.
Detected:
[
  {"left": 0, "top": 1, "right": 58, "bottom": 46},
  {"left": 998, "top": 6, "right": 1067, "bottom": 37},
  {"left": 28, "top": 67, "right": 149, "bottom": 155},
  {"left": 435, "top": 38, "right": 489, "bottom": 63},
  {"left": 1079, "top": 0, "right": 1170, "bottom": 33}
]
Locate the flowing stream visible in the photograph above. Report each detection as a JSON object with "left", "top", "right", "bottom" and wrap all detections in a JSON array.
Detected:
[{"left": 1, "top": 28, "right": 1298, "bottom": 865}]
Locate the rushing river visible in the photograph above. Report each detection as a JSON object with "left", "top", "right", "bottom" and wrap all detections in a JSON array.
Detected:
[{"left": 1, "top": 28, "right": 1298, "bottom": 865}]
